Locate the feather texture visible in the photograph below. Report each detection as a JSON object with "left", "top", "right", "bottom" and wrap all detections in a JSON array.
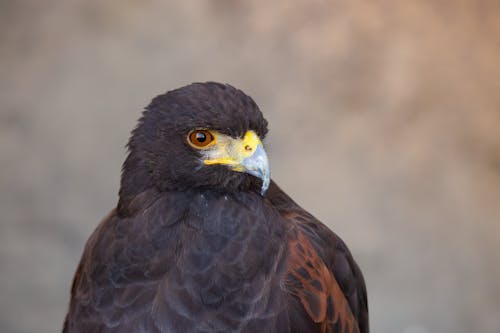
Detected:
[{"left": 63, "top": 82, "right": 368, "bottom": 333}]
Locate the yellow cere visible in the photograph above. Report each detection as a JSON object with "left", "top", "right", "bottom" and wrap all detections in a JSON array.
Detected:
[{"left": 203, "top": 130, "right": 262, "bottom": 171}]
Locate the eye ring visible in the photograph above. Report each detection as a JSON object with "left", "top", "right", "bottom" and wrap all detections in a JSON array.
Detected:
[{"left": 187, "top": 129, "right": 216, "bottom": 148}]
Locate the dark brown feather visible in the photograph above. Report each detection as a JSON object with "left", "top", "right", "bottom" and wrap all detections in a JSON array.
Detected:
[
  {"left": 64, "top": 83, "right": 367, "bottom": 333},
  {"left": 286, "top": 229, "right": 359, "bottom": 333},
  {"left": 267, "top": 181, "right": 369, "bottom": 333}
]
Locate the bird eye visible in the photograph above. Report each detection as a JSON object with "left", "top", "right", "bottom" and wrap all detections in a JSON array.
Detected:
[{"left": 188, "top": 129, "right": 216, "bottom": 148}]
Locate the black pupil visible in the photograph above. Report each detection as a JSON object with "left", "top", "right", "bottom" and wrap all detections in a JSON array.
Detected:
[{"left": 195, "top": 132, "right": 207, "bottom": 142}]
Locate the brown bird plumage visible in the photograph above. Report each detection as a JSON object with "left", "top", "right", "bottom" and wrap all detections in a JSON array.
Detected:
[{"left": 63, "top": 82, "right": 368, "bottom": 333}]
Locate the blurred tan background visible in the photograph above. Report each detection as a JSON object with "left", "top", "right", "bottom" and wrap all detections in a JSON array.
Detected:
[{"left": 1, "top": 1, "right": 500, "bottom": 332}]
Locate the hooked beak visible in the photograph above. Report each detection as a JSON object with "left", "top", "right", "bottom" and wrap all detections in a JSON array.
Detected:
[
  {"left": 240, "top": 143, "right": 270, "bottom": 195},
  {"left": 203, "top": 130, "right": 270, "bottom": 195}
]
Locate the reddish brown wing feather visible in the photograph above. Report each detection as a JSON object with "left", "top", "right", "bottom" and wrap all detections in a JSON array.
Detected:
[
  {"left": 266, "top": 181, "right": 367, "bottom": 333},
  {"left": 286, "top": 226, "right": 360, "bottom": 333}
]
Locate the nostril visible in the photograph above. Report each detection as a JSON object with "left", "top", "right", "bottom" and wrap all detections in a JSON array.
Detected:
[{"left": 245, "top": 145, "right": 253, "bottom": 151}]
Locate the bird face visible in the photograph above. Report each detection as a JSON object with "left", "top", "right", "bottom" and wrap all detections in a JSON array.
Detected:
[
  {"left": 119, "top": 82, "right": 270, "bottom": 210},
  {"left": 187, "top": 129, "right": 270, "bottom": 195}
]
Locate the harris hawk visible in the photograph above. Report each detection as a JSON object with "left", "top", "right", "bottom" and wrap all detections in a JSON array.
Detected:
[{"left": 63, "top": 82, "right": 368, "bottom": 333}]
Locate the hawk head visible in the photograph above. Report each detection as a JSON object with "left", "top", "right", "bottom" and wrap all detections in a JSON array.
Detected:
[{"left": 118, "top": 82, "right": 270, "bottom": 214}]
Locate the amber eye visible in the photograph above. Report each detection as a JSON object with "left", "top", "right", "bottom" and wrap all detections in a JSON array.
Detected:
[{"left": 188, "top": 129, "right": 216, "bottom": 148}]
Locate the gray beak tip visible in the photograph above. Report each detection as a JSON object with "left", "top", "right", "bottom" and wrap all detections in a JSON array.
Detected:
[
  {"left": 241, "top": 144, "right": 270, "bottom": 196},
  {"left": 260, "top": 177, "right": 270, "bottom": 196}
]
